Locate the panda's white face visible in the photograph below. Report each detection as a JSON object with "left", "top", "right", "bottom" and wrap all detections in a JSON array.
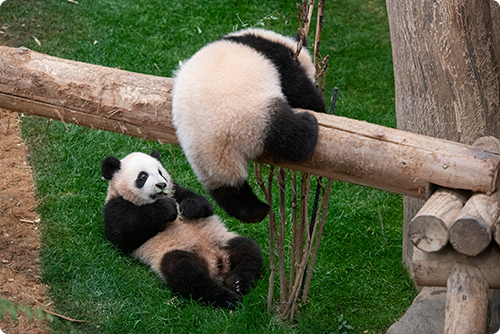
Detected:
[{"left": 109, "top": 152, "right": 172, "bottom": 206}]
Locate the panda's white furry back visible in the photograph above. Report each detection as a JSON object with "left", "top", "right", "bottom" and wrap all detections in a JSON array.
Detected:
[
  {"left": 172, "top": 28, "right": 326, "bottom": 224},
  {"left": 101, "top": 151, "right": 262, "bottom": 308}
]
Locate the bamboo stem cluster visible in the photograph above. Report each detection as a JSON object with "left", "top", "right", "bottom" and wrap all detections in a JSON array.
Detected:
[{"left": 255, "top": 165, "right": 333, "bottom": 321}]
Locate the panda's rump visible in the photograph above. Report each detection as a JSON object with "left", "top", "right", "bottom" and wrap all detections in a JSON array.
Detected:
[
  {"left": 133, "top": 216, "right": 237, "bottom": 281},
  {"left": 172, "top": 41, "right": 285, "bottom": 188}
]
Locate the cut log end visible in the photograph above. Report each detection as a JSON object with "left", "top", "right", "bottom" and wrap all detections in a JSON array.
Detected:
[
  {"left": 449, "top": 218, "right": 492, "bottom": 256},
  {"left": 409, "top": 216, "right": 448, "bottom": 252}
]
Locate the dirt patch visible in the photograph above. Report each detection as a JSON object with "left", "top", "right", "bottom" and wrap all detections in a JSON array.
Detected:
[{"left": 0, "top": 109, "right": 50, "bottom": 334}]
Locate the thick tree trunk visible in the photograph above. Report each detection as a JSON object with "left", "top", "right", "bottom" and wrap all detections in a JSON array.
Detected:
[
  {"left": 386, "top": 0, "right": 500, "bottom": 333},
  {"left": 386, "top": 0, "right": 500, "bottom": 275}
]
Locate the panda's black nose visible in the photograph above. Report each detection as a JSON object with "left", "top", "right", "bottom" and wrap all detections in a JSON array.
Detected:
[{"left": 156, "top": 182, "right": 167, "bottom": 190}]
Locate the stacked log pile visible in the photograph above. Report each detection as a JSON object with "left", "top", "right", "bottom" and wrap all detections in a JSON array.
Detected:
[{"left": 410, "top": 136, "right": 500, "bottom": 334}]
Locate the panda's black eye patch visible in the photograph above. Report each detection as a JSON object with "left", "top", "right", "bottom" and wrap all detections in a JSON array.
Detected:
[{"left": 136, "top": 171, "right": 149, "bottom": 188}]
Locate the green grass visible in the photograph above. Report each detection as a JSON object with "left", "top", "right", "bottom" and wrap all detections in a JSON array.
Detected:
[{"left": 1, "top": 0, "right": 416, "bottom": 332}]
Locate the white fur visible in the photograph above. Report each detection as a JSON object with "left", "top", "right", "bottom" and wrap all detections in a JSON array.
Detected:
[
  {"left": 106, "top": 152, "right": 238, "bottom": 282},
  {"left": 133, "top": 215, "right": 237, "bottom": 281},
  {"left": 106, "top": 152, "right": 171, "bottom": 206},
  {"left": 172, "top": 28, "right": 315, "bottom": 190},
  {"left": 226, "top": 28, "right": 316, "bottom": 81}
]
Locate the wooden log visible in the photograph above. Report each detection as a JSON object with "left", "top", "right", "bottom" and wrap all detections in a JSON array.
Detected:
[
  {"left": 412, "top": 244, "right": 500, "bottom": 289},
  {"left": 489, "top": 289, "right": 500, "bottom": 333},
  {"left": 410, "top": 137, "right": 499, "bottom": 254},
  {"left": 1, "top": 45, "right": 500, "bottom": 198},
  {"left": 495, "top": 216, "right": 500, "bottom": 246},
  {"left": 449, "top": 137, "right": 500, "bottom": 256},
  {"left": 409, "top": 188, "right": 470, "bottom": 252},
  {"left": 449, "top": 191, "right": 500, "bottom": 256},
  {"left": 444, "top": 263, "right": 488, "bottom": 334}
]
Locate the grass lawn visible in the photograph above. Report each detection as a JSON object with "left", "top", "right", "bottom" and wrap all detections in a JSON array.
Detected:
[{"left": 1, "top": 0, "right": 416, "bottom": 332}]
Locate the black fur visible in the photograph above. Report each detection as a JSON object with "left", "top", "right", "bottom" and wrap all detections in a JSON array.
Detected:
[
  {"left": 294, "top": 31, "right": 308, "bottom": 47},
  {"left": 104, "top": 196, "right": 178, "bottom": 253},
  {"left": 223, "top": 33, "right": 326, "bottom": 113},
  {"left": 160, "top": 250, "right": 241, "bottom": 309},
  {"left": 102, "top": 152, "right": 262, "bottom": 308},
  {"left": 224, "top": 237, "right": 263, "bottom": 295},
  {"left": 264, "top": 99, "right": 319, "bottom": 162},
  {"left": 150, "top": 150, "right": 162, "bottom": 162},
  {"left": 159, "top": 236, "right": 262, "bottom": 309},
  {"left": 135, "top": 171, "right": 148, "bottom": 189},
  {"left": 209, "top": 182, "right": 270, "bottom": 223},
  {"left": 101, "top": 156, "right": 121, "bottom": 180},
  {"left": 172, "top": 182, "right": 213, "bottom": 220}
]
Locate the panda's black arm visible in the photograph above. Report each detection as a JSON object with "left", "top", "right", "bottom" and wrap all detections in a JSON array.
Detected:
[
  {"left": 172, "top": 182, "right": 213, "bottom": 220},
  {"left": 104, "top": 197, "right": 178, "bottom": 253}
]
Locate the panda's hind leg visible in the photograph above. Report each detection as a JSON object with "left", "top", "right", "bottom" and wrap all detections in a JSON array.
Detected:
[
  {"left": 264, "top": 99, "right": 319, "bottom": 162},
  {"left": 224, "top": 236, "right": 263, "bottom": 295},
  {"left": 209, "top": 182, "right": 269, "bottom": 224},
  {"left": 160, "top": 250, "right": 241, "bottom": 309}
]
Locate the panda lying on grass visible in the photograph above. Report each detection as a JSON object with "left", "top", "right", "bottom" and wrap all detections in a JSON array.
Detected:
[{"left": 101, "top": 150, "right": 262, "bottom": 309}]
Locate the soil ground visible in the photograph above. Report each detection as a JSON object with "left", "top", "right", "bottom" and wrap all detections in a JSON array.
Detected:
[{"left": 0, "top": 109, "right": 49, "bottom": 334}]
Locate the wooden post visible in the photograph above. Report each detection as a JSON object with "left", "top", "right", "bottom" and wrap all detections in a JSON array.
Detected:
[
  {"left": 409, "top": 188, "right": 470, "bottom": 252},
  {"left": 444, "top": 263, "right": 488, "bottom": 334},
  {"left": 1, "top": 46, "right": 500, "bottom": 199}
]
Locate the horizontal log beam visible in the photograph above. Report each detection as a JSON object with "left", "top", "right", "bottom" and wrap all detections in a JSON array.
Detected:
[
  {"left": 413, "top": 244, "right": 500, "bottom": 289},
  {"left": 1, "top": 45, "right": 500, "bottom": 198}
]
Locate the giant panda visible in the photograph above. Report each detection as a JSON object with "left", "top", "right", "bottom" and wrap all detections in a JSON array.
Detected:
[
  {"left": 101, "top": 150, "right": 263, "bottom": 309},
  {"left": 172, "top": 28, "right": 326, "bottom": 224}
]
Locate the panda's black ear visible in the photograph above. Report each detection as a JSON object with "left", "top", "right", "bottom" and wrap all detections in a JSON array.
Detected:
[
  {"left": 294, "top": 31, "right": 308, "bottom": 48},
  {"left": 150, "top": 150, "right": 161, "bottom": 163},
  {"left": 101, "top": 156, "right": 121, "bottom": 180}
]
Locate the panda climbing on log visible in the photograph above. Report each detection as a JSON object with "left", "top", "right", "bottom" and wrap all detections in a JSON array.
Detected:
[
  {"left": 101, "top": 151, "right": 262, "bottom": 309},
  {"left": 172, "top": 28, "right": 326, "bottom": 224}
]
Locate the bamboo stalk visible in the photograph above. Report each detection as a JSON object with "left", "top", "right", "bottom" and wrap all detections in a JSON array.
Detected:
[
  {"left": 255, "top": 164, "right": 275, "bottom": 312},
  {"left": 302, "top": 178, "right": 333, "bottom": 302},
  {"left": 276, "top": 167, "right": 288, "bottom": 307},
  {"left": 289, "top": 171, "right": 298, "bottom": 292}
]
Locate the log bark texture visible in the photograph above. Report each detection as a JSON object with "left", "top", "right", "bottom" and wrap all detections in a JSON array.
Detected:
[
  {"left": 409, "top": 188, "right": 470, "bottom": 252},
  {"left": 413, "top": 244, "right": 500, "bottom": 289},
  {"left": 1, "top": 46, "right": 500, "bottom": 200},
  {"left": 449, "top": 137, "right": 500, "bottom": 256},
  {"left": 444, "top": 264, "right": 489, "bottom": 334},
  {"left": 386, "top": 0, "right": 500, "bottom": 274},
  {"left": 449, "top": 191, "right": 500, "bottom": 256}
]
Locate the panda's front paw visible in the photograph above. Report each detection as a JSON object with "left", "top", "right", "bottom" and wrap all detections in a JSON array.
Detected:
[
  {"left": 179, "top": 197, "right": 213, "bottom": 220},
  {"left": 157, "top": 197, "right": 179, "bottom": 222}
]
